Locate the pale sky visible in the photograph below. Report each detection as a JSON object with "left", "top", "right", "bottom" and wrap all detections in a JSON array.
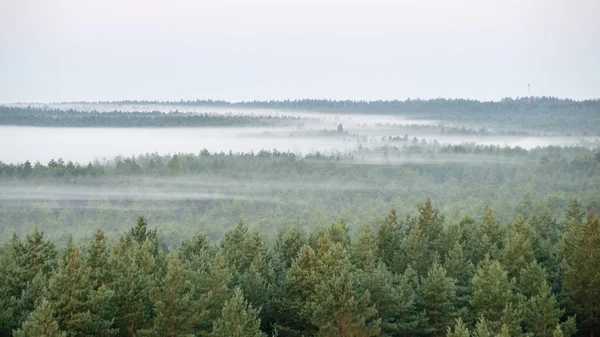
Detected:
[{"left": 1, "top": 0, "right": 598, "bottom": 103}]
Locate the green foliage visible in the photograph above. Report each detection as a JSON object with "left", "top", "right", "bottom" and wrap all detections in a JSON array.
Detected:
[
  {"left": 447, "top": 318, "right": 470, "bottom": 337},
  {"left": 421, "top": 262, "right": 457, "bottom": 336},
  {"left": 145, "top": 253, "right": 200, "bottom": 337},
  {"left": 209, "top": 288, "right": 266, "bottom": 337},
  {"left": 562, "top": 211, "right": 600, "bottom": 336},
  {"left": 501, "top": 215, "right": 536, "bottom": 279},
  {"left": 470, "top": 258, "right": 517, "bottom": 332},
  {"left": 1, "top": 197, "right": 599, "bottom": 337},
  {"left": 523, "top": 282, "right": 563, "bottom": 337},
  {"left": 13, "top": 300, "right": 66, "bottom": 337}
]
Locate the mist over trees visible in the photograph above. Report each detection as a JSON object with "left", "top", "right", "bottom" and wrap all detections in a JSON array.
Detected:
[{"left": 0, "top": 98, "right": 599, "bottom": 337}]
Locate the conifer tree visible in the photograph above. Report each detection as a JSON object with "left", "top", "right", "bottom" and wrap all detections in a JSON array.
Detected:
[
  {"left": 47, "top": 246, "right": 114, "bottom": 336},
  {"left": 482, "top": 207, "right": 502, "bottom": 250},
  {"left": 192, "top": 253, "right": 233, "bottom": 336},
  {"left": 12, "top": 228, "right": 57, "bottom": 286},
  {"left": 87, "top": 229, "right": 110, "bottom": 289},
  {"left": 446, "top": 318, "right": 470, "bottom": 337},
  {"left": 210, "top": 288, "right": 266, "bottom": 337},
  {"left": 523, "top": 282, "right": 563, "bottom": 337},
  {"left": 353, "top": 226, "right": 377, "bottom": 271},
  {"left": 553, "top": 325, "right": 564, "bottom": 337},
  {"left": 274, "top": 244, "right": 318, "bottom": 337},
  {"left": 307, "top": 238, "right": 380, "bottom": 337},
  {"left": 501, "top": 215, "right": 536, "bottom": 279},
  {"left": 518, "top": 260, "right": 547, "bottom": 298},
  {"left": 13, "top": 300, "right": 66, "bottom": 337},
  {"left": 13, "top": 272, "right": 48, "bottom": 332},
  {"left": 417, "top": 197, "right": 445, "bottom": 254},
  {"left": 360, "top": 261, "right": 405, "bottom": 336},
  {"left": 326, "top": 220, "right": 351, "bottom": 248},
  {"left": 274, "top": 228, "right": 306, "bottom": 270},
  {"left": 376, "top": 208, "right": 403, "bottom": 271},
  {"left": 470, "top": 258, "right": 517, "bottom": 333},
  {"left": 401, "top": 218, "right": 430, "bottom": 275},
  {"left": 422, "top": 262, "right": 457, "bottom": 337},
  {"left": 564, "top": 199, "right": 585, "bottom": 227},
  {"left": 473, "top": 317, "right": 493, "bottom": 337},
  {"left": 562, "top": 211, "right": 600, "bottom": 337},
  {"left": 444, "top": 241, "right": 474, "bottom": 319},
  {"left": 180, "top": 233, "right": 211, "bottom": 262},
  {"left": 146, "top": 253, "right": 201, "bottom": 337},
  {"left": 396, "top": 265, "right": 429, "bottom": 336},
  {"left": 109, "top": 239, "right": 157, "bottom": 337}
]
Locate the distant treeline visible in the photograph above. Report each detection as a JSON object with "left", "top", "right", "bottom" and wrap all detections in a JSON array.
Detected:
[
  {"left": 0, "top": 106, "right": 302, "bottom": 128},
  {"left": 6, "top": 97, "right": 600, "bottom": 135},
  {"left": 43, "top": 97, "right": 600, "bottom": 114}
]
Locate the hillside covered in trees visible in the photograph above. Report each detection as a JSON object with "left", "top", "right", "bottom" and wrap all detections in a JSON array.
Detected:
[{"left": 1, "top": 198, "right": 598, "bottom": 337}]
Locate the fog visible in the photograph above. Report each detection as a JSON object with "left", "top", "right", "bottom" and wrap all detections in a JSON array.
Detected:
[{"left": 1, "top": 105, "right": 598, "bottom": 164}]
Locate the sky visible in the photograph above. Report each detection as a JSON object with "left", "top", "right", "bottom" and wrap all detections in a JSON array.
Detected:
[{"left": 1, "top": 0, "right": 599, "bottom": 103}]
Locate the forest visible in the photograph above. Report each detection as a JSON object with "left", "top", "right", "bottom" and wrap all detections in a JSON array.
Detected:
[
  {"left": 1, "top": 99, "right": 599, "bottom": 337},
  {"left": 1, "top": 198, "right": 598, "bottom": 337},
  {"left": 0, "top": 144, "right": 598, "bottom": 246},
  {"left": 6, "top": 97, "right": 600, "bottom": 136}
]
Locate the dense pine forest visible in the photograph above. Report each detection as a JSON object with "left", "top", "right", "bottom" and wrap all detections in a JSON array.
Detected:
[{"left": 1, "top": 198, "right": 598, "bottom": 337}]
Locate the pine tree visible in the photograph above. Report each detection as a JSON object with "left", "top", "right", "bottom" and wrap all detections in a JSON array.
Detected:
[
  {"left": 376, "top": 208, "right": 403, "bottom": 271},
  {"left": 523, "top": 282, "right": 563, "bottom": 337},
  {"left": 562, "top": 211, "right": 600, "bottom": 337},
  {"left": 109, "top": 239, "right": 157, "bottom": 337},
  {"left": 146, "top": 253, "right": 201, "bottom": 337},
  {"left": 482, "top": 207, "right": 502, "bottom": 250},
  {"left": 87, "top": 229, "right": 110, "bottom": 290},
  {"left": 473, "top": 317, "right": 494, "bottom": 337},
  {"left": 518, "top": 260, "right": 548, "bottom": 298},
  {"left": 417, "top": 197, "right": 445, "bottom": 253},
  {"left": 353, "top": 226, "right": 377, "bottom": 270},
  {"left": 446, "top": 318, "right": 470, "bottom": 337},
  {"left": 274, "top": 228, "right": 306, "bottom": 270},
  {"left": 47, "top": 246, "right": 114, "bottom": 336},
  {"left": 180, "top": 233, "right": 211, "bottom": 262},
  {"left": 360, "top": 262, "right": 405, "bottom": 337},
  {"left": 421, "top": 262, "right": 457, "bottom": 337},
  {"left": 396, "top": 265, "right": 429, "bottom": 336},
  {"left": 501, "top": 215, "right": 536, "bottom": 279},
  {"left": 13, "top": 300, "right": 66, "bottom": 337},
  {"left": 12, "top": 228, "right": 57, "bottom": 286},
  {"left": 274, "top": 244, "right": 318, "bottom": 337},
  {"left": 13, "top": 272, "right": 47, "bottom": 332},
  {"left": 444, "top": 241, "right": 474, "bottom": 321},
  {"left": 326, "top": 220, "right": 351, "bottom": 248},
  {"left": 564, "top": 199, "right": 585, "bottom": 227},
  {"left": 210, "top": 288, "right": 266, "bottom": 337},
  {"left": 307, "top": 238, "right": 380, "bottom": 337},
  {"left": 401, "top": 218, "right": 430, "bottom": 275},
  {"left": 470, "top": 258, "right": 517, "bottom": 333},
  {"left": 552, "top": 325, "right": 564, "bottom": 337},
  {"left": 192, "top": 253, "right": 233, "bottom": 336}
]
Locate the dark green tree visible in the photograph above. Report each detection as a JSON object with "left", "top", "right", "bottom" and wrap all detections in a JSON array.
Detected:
[
  {"left": 421, "top": 262, "right": 457, "bottom": 337},
  {"left": 145, "top": 253, "right": 202, "bottom": 337},
  {"left": 562, "top": 211, "right": 600, "bottom": 337},
  {"left": 13, "top": 300, "right": 66, "bottom": 337}
]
